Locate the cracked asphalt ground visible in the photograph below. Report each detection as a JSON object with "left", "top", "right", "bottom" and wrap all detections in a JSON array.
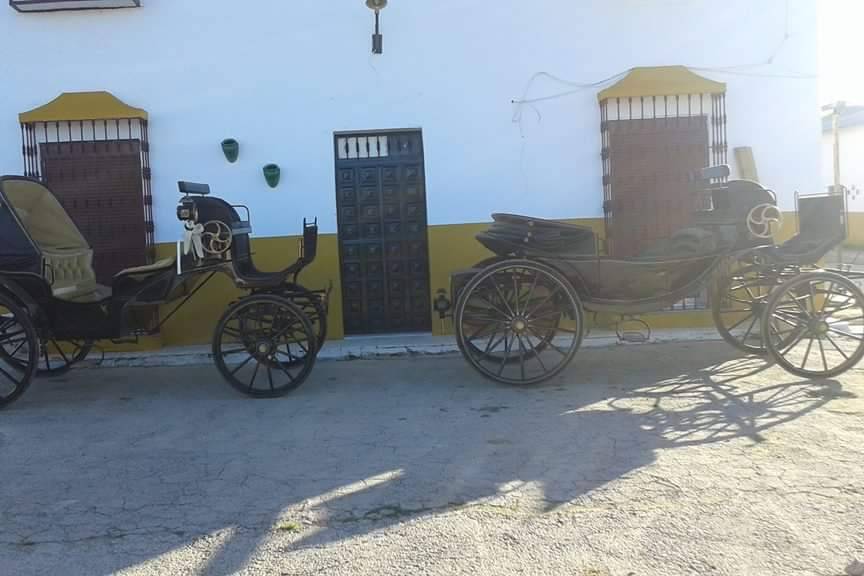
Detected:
[{"left": 1, "top": 342, "right": 862, "bottom": 576}]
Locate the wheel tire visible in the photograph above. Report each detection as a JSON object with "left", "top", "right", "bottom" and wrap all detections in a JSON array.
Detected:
[
  {"left": 0, "top": 293, "right": 38, "bottom": 409},
  {"left": 762, "top": 271, "right": 864, "bottom": 379},
  {"left": 213, "top": 294, "right": 317, "bottom": 398},
  {"left": 455, "top": 259, "right": 584, "bottom": 385}
]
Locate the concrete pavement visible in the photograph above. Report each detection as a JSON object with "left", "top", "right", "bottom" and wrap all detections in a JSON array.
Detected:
[{"left": 0, "top": 342, "right": 862, "bottom": 575}]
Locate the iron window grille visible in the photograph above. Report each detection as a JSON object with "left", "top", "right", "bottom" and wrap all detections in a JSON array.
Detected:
[
  {"left": 9, "top": 0, "right": 140, "bottom": 12},
  {"left": 20, "top": 117, "right": 154, "bottom": 251}
]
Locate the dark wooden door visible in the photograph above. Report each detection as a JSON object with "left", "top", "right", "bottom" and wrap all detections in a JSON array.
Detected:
[
  {"left": 335, "top": 130, "right": 431, "bottom": 334},
  {"left": 41, "top": 140, "right": 147, "bottom": 283},
  {"left": 607, "top": 117, "right": 708, "bottom": 257}
]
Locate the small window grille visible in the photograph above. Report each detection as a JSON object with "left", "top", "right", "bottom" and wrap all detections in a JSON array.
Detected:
[
  {"left": 337, "top": 135, "right": 389, "bottom": 160},
  {"left": 10, "top": 0, "right": 140, "bottom": 12}
]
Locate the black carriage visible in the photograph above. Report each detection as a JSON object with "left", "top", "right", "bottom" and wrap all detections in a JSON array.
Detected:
[
  {"left": 0, "top": 176, "right": 327, "bottom": 408},
  {"left": 451, "top": 166, "right": 864, "bottom": 384}
]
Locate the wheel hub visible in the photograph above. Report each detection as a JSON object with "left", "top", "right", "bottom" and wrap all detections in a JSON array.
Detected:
[
  {"left": 255, "top": 340, "right": 274, "bottom": 358},
  {"left": 511, "top": 317, "right": 528, "bottom": 334},
  {"left": 809, "top": 319, "right": 829, "bottom": 336}
]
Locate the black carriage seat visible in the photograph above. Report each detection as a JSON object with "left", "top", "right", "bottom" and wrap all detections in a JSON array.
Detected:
[
  {"left": 178, "top": 184, "right": 316, "bottom": 289},
  {"left": 772, "top": 193, "right": 846, "bottom": 264},
  {"left": 476, "top": 214, "right": 597, "bottom": 257}
]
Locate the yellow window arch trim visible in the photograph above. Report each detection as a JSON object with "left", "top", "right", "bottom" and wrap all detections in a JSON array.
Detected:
[
  {"left": 19, "top": 91, "right": 147, "bottom": 123},
  {"left": 598, "top": 66, "right": 725, "bottom": 101}
]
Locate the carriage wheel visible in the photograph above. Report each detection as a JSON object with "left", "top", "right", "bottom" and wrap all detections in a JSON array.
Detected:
[
  {"left": 763, "top": 271, "right": 864, "bottom": 379},
  {"left": 213, "top": 294, "right": 317, "bottom": 397},
  {"left": 0, "top": 337, "right": 92, "bottom": 376},
  {"left": 0, "top": 293, "right": 38, "bottom": 409},
  {"left": 285, "top": 284, "right": 328, "bottom": 352},
  {"left": 462, "top": 257, "right": 557, "bottom": 363},
  {"left": 455, "top": 259, "right": 583, "bottom": 385},
  {"left": 712, "top": 264, "right": 784, "bottom": 355}
]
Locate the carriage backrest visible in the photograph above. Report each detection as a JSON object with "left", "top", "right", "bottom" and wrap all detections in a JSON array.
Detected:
[
  {"left": 1, "top": 178, "right": 89, "bottom": 253},
  {"left": 797, "top": 193, "right": 846, "bottom": 244},
  {"left": 181, "top": 194, "right": 255, "bottom": 267}
]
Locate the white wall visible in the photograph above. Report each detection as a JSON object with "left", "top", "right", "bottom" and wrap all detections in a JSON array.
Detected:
[
  {"left": 0, "top": 0, "right": 821, "bottom": 241},
  {"left": 823, "top": 125, "right": 864, "bottom": 211}
]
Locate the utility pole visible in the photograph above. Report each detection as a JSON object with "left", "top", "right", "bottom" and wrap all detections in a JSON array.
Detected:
[
  {"left": 822, "top": 100, "right": 846, "bottom": 194},
  {"left": 822, "top": 101, "right": 847, "bottom": 268}
]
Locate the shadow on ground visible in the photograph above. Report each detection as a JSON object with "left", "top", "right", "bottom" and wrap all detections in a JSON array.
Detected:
[{"left": 0, "top": 342, "right": 849, "bottom": 575}]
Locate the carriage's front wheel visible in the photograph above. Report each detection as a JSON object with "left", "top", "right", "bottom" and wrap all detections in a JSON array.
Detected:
[
  {"left": 0, "top": 293, "right": 38, "bottom": 409},
  {"left": 762, "top": 271, "right": 864, "bottom": 379},
  {"left": 213, "top": 294, "right": 317, "bottom": 397},
  {"left": 455, "top": 259, "right": 583, "bottom": 385}
]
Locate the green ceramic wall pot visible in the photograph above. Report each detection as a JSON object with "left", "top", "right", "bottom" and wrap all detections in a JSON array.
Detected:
[
  {"left": 263, "top": 164, "right": 281, "bottom": 188},
  {"left": 221, "top": 138, "right": 240, "bottom": 163}
]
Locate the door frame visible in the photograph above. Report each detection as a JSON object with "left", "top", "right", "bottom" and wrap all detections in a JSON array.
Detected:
[{"left": 333, "top": 128, "right": 432, "bottom": 335}]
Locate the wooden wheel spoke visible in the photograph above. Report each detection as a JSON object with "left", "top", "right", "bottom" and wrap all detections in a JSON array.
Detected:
[
  {"left": 0, "top": 329, "right": 25, "bottom": 345},
  {"left": 474, "top": 294, "right": 511, "bottom": 318},
  {"left": 741, "top": 315, "right": 759, "bottom": 342},
  {"left": 826, "top": 327, "right": 864, "bottom": 342},
  {"left": 496, "top": 332, "right": 512, "bottom": 376},
  {"left": 488, "top": 276, "right": 516, "bottom": 317},
  {"left": 800, "top": 337, "right": 814, "bottom": 370},
  {"left": 526, "top": 286, "right": 561, "bottom": 317},
  {"left": 229, "top": 354, "right": 254, "bottom": 375},
  {"left": 725, "top": 311, "right": 755, "bottom": 332},
  {"left": 274, "top": 360, "right": 297, "bottom": 382},
  {"left": 823, "top": 333, "right": 849, "bottom": 360},
  {"left": 515, "top": 333, "right": 527, "bottom": 380},
  {"left": 247, "top": 361, "right": 260, "bottom": 391},
  {"left": 817, "top": 337, "right": 829, "bottom": 372}
]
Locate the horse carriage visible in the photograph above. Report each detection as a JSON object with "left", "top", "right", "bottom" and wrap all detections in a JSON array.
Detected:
[
  {"left": 2, "top": 164, "right": 862, "bottom": 408},
  {"left": 451, "top": 166, "right": 864, "bottom": 384},
  {"left": 0, "top": 176, "right": 327, "bottom": 408}
]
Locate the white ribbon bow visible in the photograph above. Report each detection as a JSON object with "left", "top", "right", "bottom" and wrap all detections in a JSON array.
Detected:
[{"left": 183, "top": 222, "right": 206, "bottom": 260}]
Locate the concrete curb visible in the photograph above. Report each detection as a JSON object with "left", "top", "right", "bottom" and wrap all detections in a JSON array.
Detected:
[{"left": 82, "top": 329, "right": 724, "bottom": 369}]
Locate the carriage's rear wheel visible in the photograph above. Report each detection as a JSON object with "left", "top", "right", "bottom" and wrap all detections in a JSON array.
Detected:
[
  {"left": 213, "top": 294, "right": 317, "bottom": 397},
  {"left": 763, "top": 271, "right": 864, "bottom": 379},
  {"left": 0, "top": 293, "right": 38, "bottom": 409},
  {"left": 455, "top": 259, "right": 583, "bottom": 385},
  {"left": 712, "top": 264, "right": 783, "bottom": 355},
  {"left": 284, "top": 284, "right": 327, "bottom": 353}
]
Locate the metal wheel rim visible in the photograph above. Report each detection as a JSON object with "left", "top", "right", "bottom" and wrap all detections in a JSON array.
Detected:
[
  {"left": 763, "top": 271, "right": 864, "bottom": 379},
  {"left": 455, "top": 260, "right": 583, "bottom": 385},
  {"left": 213, "top": 295, "right": 317, "bottom": 397},
  {"left": 0, "top": 298, "right": 38, "bottom": 408}
]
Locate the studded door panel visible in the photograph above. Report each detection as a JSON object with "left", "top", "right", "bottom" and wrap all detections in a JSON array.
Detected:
[{"left": 335, "top": 131, "right": 431, "bottom": 334}]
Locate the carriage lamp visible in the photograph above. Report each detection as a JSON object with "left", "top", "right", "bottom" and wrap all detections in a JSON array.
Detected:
[
  {"left": 434, "top": 289, "right": 451, "bottom": 319},
  {"left": 366, "top": 0, "right": 387, "bottom": 54}
]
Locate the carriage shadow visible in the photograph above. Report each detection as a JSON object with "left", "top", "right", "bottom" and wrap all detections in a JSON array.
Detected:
[{"left": 0, "top": 343, "right": 847, "bottom": 575}]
